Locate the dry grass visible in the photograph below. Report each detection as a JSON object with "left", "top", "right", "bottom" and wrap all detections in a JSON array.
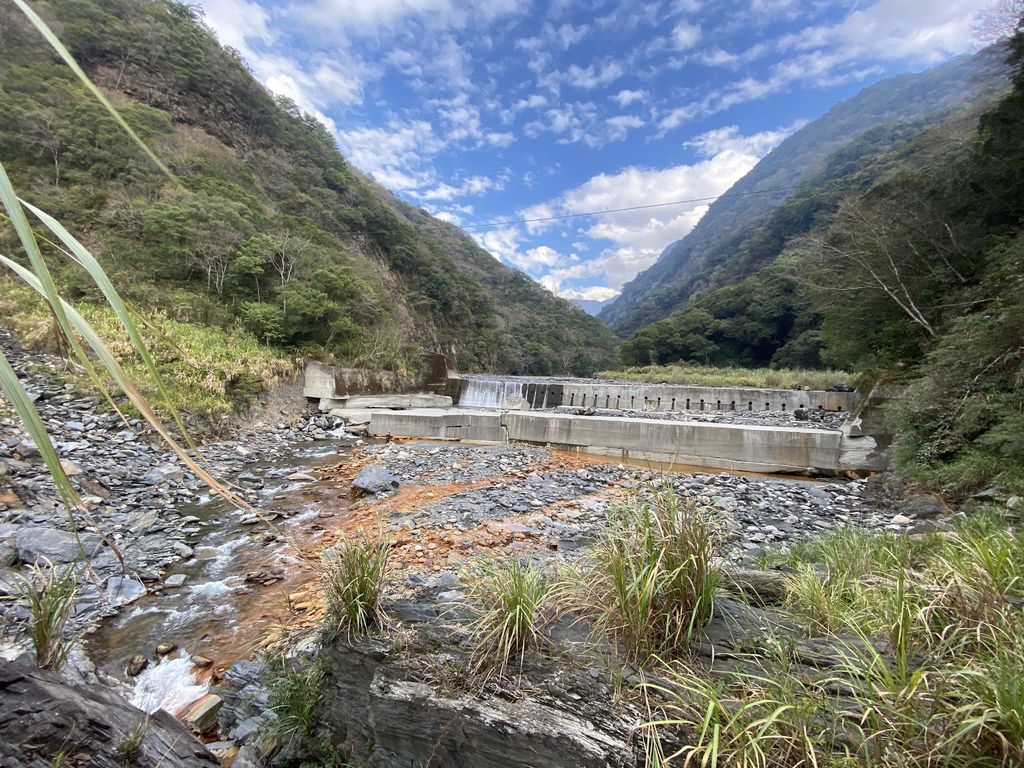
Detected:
[{"left": 598, "top": 363, "right": 854, "bottom": 391}]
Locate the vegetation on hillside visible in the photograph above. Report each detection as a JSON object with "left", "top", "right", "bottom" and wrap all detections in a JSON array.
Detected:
[
  {"left": 0, "top": 0, "right": 617, "bottom": 383},
  {"left": 598, "top": 363, "right": 853, "bottom": 391},
  {"left": 612, "top": 30, "right": 1024, "bottom": 495}
]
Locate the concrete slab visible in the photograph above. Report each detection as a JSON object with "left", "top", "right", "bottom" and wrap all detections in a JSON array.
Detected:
[
  {"left": 369, "top": 409, "right": 504, "bottom": 442},
  {"left": 505, "top": 411, "right": 841, "bottom": 474},
  {"left": 303, "top": 361, "right": 337, "bottom": 400}
]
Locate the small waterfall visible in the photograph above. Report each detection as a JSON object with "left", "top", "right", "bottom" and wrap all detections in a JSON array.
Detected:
[
  {"left": 459, "top": 378, "right": 527, "bottom": 408},
  {"left": 130, "top": 652, "right": 208, "bottom": 714}
]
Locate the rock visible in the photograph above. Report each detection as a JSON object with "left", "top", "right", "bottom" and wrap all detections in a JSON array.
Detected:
[
  {"left": 898, "top": 493, "right": 948, "bottom": 520},
  {"left": 15, "top": 526, "right": 100, "bottom": 564},
  {"left": 192, "top": 655, "right": 213, "bottom": 669},
  {"left": 890, "top": 514, "right": 913, "bottom": 526},
  {"left": 287, "top": 471, "right": 316, "bottom": 481},
  {"left": 0, "top": 542, "right": 16, "bottom": 568},
  {"left": 720, "top": 568, "right": 789, "bottom": 605},
  {"left": 143, "top": 464, "right": 185, "bottom": 485},
  {"left": 156, "top": 643, "right": 177, "bottom": 656},
  {"left": 230, "top": 715, "right": 263, "bottom": 744},
  {"left": 1006, "top": 495, "right": 1021, "bottom": 511},
  {"left": 60, "top": 459, "right": 84, "bottom": 476},
  {"left": 164, "top": 574, "right": 187, "bottom": 588},
  {"left": 172, "top": 542, "right": 194, "bottom": 559},
  {"left": 793, "top": 408, "right": 808, "bottom": 421},
  {"left": 0, "top": 658, "right": 218, "bottom": 766},
  {"left": 125, "top": 655, "right": 149, "bottom": 677},
  {"left": 106, "top": 576, "right": 147, "bottom": 604},
  {"left": 15, "top": 438, "right": 40, "bottom": 458},
  {"left": 181, "top": 693, "right": 223, "bottom": 735},
  {"left": 352, "top": 465, "right": 400, "bottom": 496}
]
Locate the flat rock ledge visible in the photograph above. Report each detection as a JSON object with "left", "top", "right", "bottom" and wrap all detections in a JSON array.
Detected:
[{"left": 0, "top": 658, "right": 217, "bottom": 768}]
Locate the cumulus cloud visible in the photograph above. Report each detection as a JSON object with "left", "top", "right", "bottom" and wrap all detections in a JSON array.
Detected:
[
  {"left": 612, "top": 88, "right": 648, "bottom": 107},
  {"left": 671, "top": 22, "right": 702, "bottom": 50},
  {"left": 336, "top": 120, "right": 444, "bottom": 192},
  {"left": 499, "top": 122, "right": 800, "bottom": 297}
]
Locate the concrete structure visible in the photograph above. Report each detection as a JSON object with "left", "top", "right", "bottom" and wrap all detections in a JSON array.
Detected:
[
  {"left": 319, "top": 394, "right": 452, "bottom": 411},
  {"left": 369, "top": 408, "right": 848, "bottom": 474},
  {"left": 449, "top": 376, "right": 858, "bottom": 413}
]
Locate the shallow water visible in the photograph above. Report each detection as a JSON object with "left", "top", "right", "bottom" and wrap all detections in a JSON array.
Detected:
[{"left": 86, "top": 440, "right": 356, "bottom": 712}]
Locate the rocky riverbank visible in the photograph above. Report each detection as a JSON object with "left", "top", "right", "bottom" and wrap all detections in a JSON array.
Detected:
[{"left": 0, "top": 331, "right": 347, "bottom": 665}]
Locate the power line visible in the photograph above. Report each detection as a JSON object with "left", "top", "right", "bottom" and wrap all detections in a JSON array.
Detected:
[{"left": 456, "top": 184, "right": 804, "bottom": 231}]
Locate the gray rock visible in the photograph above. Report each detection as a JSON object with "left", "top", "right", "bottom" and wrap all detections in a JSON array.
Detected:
[
  {"left": 0, "top": 542, "right": 16, "bottom": 568},
  {"left": 352, "top": 465, "right": 400, "bottom": 496},
  {"left": 164, "top": 574, "right": 187, "bottom": 588},
  {"left": 898, "top": 493, "right": 948, "bottom": 520},
  {"left": 106, "top": 576, "right": 147, "bottom": 604},
  {"left": 0, "top": 658, "right": 218, "bottom": 767},
  {"left": 142, "top": 465, "right": 185, "bottom": 485},
  {"left": 15, "top": 527, "right": 100, "bottom": 564}
]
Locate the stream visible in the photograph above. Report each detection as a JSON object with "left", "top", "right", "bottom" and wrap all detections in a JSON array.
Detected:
[{"left": 85, "top": 439, "right": 357, "bottom": 714}]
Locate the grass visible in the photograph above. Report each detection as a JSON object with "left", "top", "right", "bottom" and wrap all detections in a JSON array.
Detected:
[
  {"left": 466, "top": 558, "right": 554, "bottom": 676},
  {"left": 17, "top": 560, "right": 79, "bottom": 670},
  {"left": 645, "top": 510, "right": 1024, "bottom": 767},
  {"left": 598, "top": 362, "right": 854, "bottom": 391},
  {"left": 322, "top": 535, "right": 391, "bottom": 637},
  {"left": 0, "top": 278, "right": 294, "bottom": 427},
  {"left": 115, "top": 718, "right": 147, "bottom": 766},
  {"left": 578, "top": 485, "right": 721, "bottom": 663}
]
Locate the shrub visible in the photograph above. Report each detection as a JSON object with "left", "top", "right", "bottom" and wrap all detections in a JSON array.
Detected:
[
  {"left": 583, "top": 485, "right": 720, "bottom": 662},
  {"left": 322, "top": 536, "right": 390, "bottom": 637},
  {"left": 466, "top": 558, "right": 554, "bottom": 676}
]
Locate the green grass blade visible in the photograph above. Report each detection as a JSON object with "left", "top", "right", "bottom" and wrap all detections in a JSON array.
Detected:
[
  {"left": 11, "top": 0, "right": 176, "bottom": 183},
  {"left": 20, "top": 198, "right": 201, "bottom": 455}
]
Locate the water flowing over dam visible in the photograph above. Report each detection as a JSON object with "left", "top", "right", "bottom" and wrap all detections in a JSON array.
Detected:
[{"left": 457, "top": 376, "right": 557, "bottom": 409}]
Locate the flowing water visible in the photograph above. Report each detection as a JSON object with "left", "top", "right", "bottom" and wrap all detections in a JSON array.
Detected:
[
  {"left": 86, "top": 440, "right": 356, "bottom": 714},
  {"left": 459, "top": 375, "right": 559, "bottom": 408}
]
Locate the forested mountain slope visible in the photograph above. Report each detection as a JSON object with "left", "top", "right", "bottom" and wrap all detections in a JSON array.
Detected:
[
  {"left": 0, "top": 0, "right": 618, "bottom": 377},
  {"left": 601, "top": 47, "right": 1011, "bottom": 336}
]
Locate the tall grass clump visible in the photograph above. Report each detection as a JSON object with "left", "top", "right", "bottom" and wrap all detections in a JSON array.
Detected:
[
  {"left": 467, "top": 558, "right": 554, "bottom": 676},
  {"left": 17, "top": 560, "right": 79, "bottom": 670},
  {"left": 322, "top": 536, "right": 390, "bottom": 637},
  {"left": 583, "top": 485, "right": 720, "bottom": 663}
]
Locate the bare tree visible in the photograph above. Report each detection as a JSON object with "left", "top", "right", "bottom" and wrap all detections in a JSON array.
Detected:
[
  {"left": 974, "top": 0, "right": 1024, "bottom": 43},
  {"left": 267, "top": 233, "right": 312, "bottom": 289}
]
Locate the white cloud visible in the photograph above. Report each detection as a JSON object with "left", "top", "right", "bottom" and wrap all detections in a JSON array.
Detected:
[
  {"left": 556, "top": 285, "right": 621, "bottom": 302},
  {"left": 418, "top": 174, "right": 506, "bottom": 201},
  {"left": 513, "top": 123, "right": 800, "bottom": 292},
  {"left": 336, "top": 120, "right": 444, "bottom": 192},
  {"left": 671, "top": 22, "right": 702, "bottom": 50},
  {"left": 289, "top": 0, "right": 523, "bottom": 32},
  {"left": 605, "top": 114, "right": 647, "bottom": 142},
  {"left": 612, "top": 88, "right": 648, "bottom": 107}
]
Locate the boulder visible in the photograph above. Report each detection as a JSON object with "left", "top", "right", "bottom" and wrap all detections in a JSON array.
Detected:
[
  {"left": 897, "top": 493, "right": 949, "bottom": 520},
  {"left": 164, "top": 574, "right": 187, "bottom": 588},
  {"left": 15, "top": 527, "right": 100, "bottom": 564},
  {"left": 106, "top": 576, "right": 147, "bottom": 604},
  {"left": 142, "top": 465, "right": 185, "bottom": 486},
  {"left": 181, "top": 693, "right": 223, "bottom": 735},
  {"left": 352, "top": 466, "right": 400, "bottom": 496},
  {"left": 0, "top": 658, "right": 218, "bottom": 767},
  {"left": 0, "top": 542, "right": 16, "bottom": 568}
]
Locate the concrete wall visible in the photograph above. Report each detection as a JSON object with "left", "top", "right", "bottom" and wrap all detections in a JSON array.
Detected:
[
  {"left": 558, "top": 383, "right": 856, "bottom": 413},
  {"left": 369, "top": 409, "right": 504, "bottom": 442},
  {"left": 369, "top": 408, "right": 846, "bottom": 474},
  {"left": 505, "top": 411, "right": 840, "bottom": 474}
]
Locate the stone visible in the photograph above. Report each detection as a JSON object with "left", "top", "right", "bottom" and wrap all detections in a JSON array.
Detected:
[
  {"left": 125, "top": 655, "right": 148, "bottom": 677},
  {"left": 106, "top": 576, "right": 147, "bottom": 604},
  {"left": 898, "top": 493, "right": 948, "bottom": 520},
  {"left": 156, "top": 642, "right": 177, "bottom": 656},
  {"left": 164, "top": 574, "right": 187, "bottom": 588},
  {"left": 1006, "top": 495, "right": 1021, "bottom": 511},
  {"left": 15, "top": 526, "right": 100, "bottom": 564},
  {"left": 181, "top": 693, "right": 223, "bottom": 735},
  {"left": 352, "top": 465, "right": 400, "bottom": 496},
  {"left": 15, "top": 438, "right": 40, "bottom": 458},
  {"left": 0, "top": 658, "right": 218, "bottom": 767},
  {"left": 143, "top": 464, "right": 185, "bottom": 485},
  {"left": 0, "top": 542, "right": 16, "bottom": 568},
  {"left": 230, "top": 715, "right": 263, "bottom": 744},
  {"left": 890, "top": 514, "right": 913, "bottom": 526},
  {"left": 287, "top": 471, "right": 316, "bottom": 481},
  {"left": 193, "top": 655, "right": 213, "bottom": 669}
]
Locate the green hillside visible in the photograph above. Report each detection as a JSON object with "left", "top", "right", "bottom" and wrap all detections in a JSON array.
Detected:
[
  {"left": 0, "top": 0, "right": 618, "bottom": 379},
  {"left": 601, "top": 47, "right": 1010, "bottom": 336}
]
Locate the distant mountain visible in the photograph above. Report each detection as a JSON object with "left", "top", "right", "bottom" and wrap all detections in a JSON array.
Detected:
[
  {"left": 0, "top": 0, "right": 618, "bottom": 376},
  {"left": 571, "top": 298, "right": 613, "bottom": 316},
  {"left": 600, "top": 47, "right": 1011, "bottom": 337}
]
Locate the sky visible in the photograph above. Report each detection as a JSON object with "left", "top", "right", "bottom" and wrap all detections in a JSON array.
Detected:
[{"left": 196, "top": 0, "right": 992, "bottom": 307}]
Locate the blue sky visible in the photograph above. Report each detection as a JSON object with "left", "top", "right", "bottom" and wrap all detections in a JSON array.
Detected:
[{"left": 197, "top": 0, "right": 990, "bottom": 305}]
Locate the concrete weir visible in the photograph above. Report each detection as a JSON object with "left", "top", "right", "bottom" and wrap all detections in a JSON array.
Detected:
[{"left": 368, "top": 408, "right": 865, "bottom": 475}]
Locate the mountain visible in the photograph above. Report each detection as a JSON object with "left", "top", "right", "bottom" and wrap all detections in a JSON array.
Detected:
[
  {"left": 571, "top": 298, "right": 613, "bottom": 316},
  {"left": 600, "top": 47, "right": 1011, "bottom": 337},
  {"left": 0, "top": 0, "right": 618, "bottom": 377}
]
